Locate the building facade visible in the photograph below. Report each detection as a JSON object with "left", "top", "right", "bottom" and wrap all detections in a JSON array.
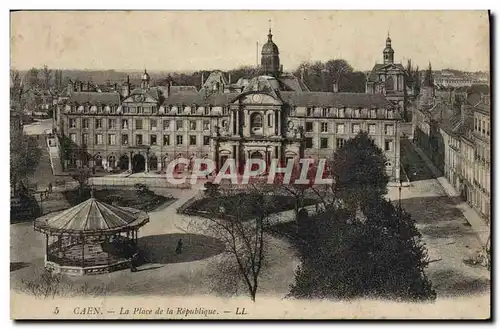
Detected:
[
  {"left": 441, "top": 100, "right": 490, "bottom": 224},
  {"left": 56, "top": 29, "right": 402, "bottom": 182}
]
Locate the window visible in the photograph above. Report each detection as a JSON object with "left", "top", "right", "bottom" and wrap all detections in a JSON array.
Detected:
[
  {"left": 190, "top": 106, "right": 196, "bottom": 115},
  {"left": 305, "top": 137, "right": 313, "bottom": 148},
  {"left": 204, "top": 107, "right": 210, "bottom": 115},
  {"left": 189, "top": 135, "right": 197, "bottom": 146},
  {"left": 122, "top": 134, "right": 129, "bottom": 145},
  {"left": 177, "top": 107, "right": 183, "bottom": 114},
  {"left": 268, "top": 113, "right": 273, "bottom": 127},
  {"left": 150, "top": 135, "right": 157, "bottom": 145},
  {"left": 306, "top": 108, "right": 313, "bottom": 116},
  {"left": 305, "top": 122, "right": 313, "bottom": 132},
  {"left": 322, "top": 108, "right": 329, "bottom": 117},
  {"left": 163, "top": 135, "right": 170, "bottom": 146},
  {"left": 110, "top": 106, "right": 116, "bottom": 114},
  {"left": 97, "top": 106, "right": 103, "bottom": 114},
  {"left": 108, "top": 134, "right": 116, "bottom": 145},
  {"left": 321, "top": 122, "right": 328, "bottom": 132},
  {"left": 135, "top": 119, "right": 143, "bottom": 130},
  {"left": 203, "top": 136, "right": 210, "bottom": 146},
  {"left": 150, "top": 119, "right": 157, "bottom": 130},
  {"left": 203, "top": 120, "right": 210, "bottom": 131},
  {"left": 137, "top": 106, "right": 144, "bottom": 114},
  {"left": 69, "top": 118, "right": 76, "bottom": 128},
  {"left": 339, "top": 108, "right": 345, "bottom": 118},
  {"left": 336, "top": 124, "right": 345, "bottom": 134},
  {"left": 320, "top": 137, "right": 328, "bottom": 149},
  {"left": 152, "top": 106, "right": 158, "bottom": 114},
  {"left": 368, "top": 124, "right": 376, "bottom": 135},
  {"left": 95, "top": 134, "right": 103, "bottom": 145},
  {"left": 387, "top": 110, "right": 394, "bottom": 118},
  {"left": 385, "top": 124, "right": 394, "bottom": 135},
  {"left": 336, "top": 138, "right": 345, "bottom": 149},
  {"left": 352, "top": 124, "right": 360, "bottom": 134},
  {"left": 108, "top": 119, "right": 116, "bottom": 129},
  {"left": 354, "top": 108, "right": 360, "bottom": 118},
  {"left": 190, "top": 120, "right": 197, "bottom": 130},
  {"left": 385, "top": 139, "right": 393, "bottom": 151},
  {"left": 69, "top": 133, "right": 76, "bottom": 142},
  {"left": 136, "top": 134, "right": 143, "bottom": 145},
  {"left": 95, "top": 119, "right": 103, "bottom": 129},
  {"left": 370, "top": 109, "right": 377, "bottom": 118},
  {"left": 121, "top": 119, "right": 128, "bottom": 129},
  {"left": 82, "top": 133, "right": 89, "bottom": 145},
  {"left": 163, "top": 120, "right": 170, "bottom": 130},
  {"left": 83, "top": 106, "right": 89, "bottom": 114},
  {"left": 123, "top": 106, "right": 129, "bottom": 114},
  {"left": 176, "top": 135, "right": 183, "bottom": 145},
  {"left": 176, "top": 120, "right": 183, "bottom": 130},
  {"left": 82, "top": 119, "right": 89, "bottom": 129},
  {"left": 250, "top": 113, "right": 263, "bottom": 134},
  {"left": 222, "top": 107, "right": 228, "bottom": 115}
]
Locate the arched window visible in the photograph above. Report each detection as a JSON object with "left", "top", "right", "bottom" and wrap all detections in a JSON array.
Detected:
[
  {"left": 386, "top": 75, "right": 394, "bottom": 91},
  {"left": 251, "top": 113, "right": 263, "bottom": 128},
  {"left": 250, "top": 112, "right": 263, "bottom": 135}
]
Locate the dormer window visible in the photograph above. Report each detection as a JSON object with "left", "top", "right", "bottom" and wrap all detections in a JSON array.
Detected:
[
  {"left": 190, "top": 106, "right": 196, "bottom": 115},
  {"left": 306, "top": 107, "right": 313, "bottom": 116},
  {"left": 138, "top": 106, "right": 144, "bottom": 114},
  {"left": 177, "top": 107, "right": 183, "bottom": 115},
  {"left": 204, "top": 107, "right": 210, "bottom": 116},
  {"left": 152, "top": 106, "right": 158, "bottom": 114},
  {"left": 339, "top": 108, "right": 345, "bottom": 118},
  {"left": 110, "top": 106, "right": 116, "bottom": 114},
  {"left": 354, "top": 108, "right": 360, "bottom": 118}
]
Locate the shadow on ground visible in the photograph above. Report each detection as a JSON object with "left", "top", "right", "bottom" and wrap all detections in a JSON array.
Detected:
[
  {"left": 10, "top": 262, "right": 30, "bottom": 272},
  {"left": 431, "top": 269, "right": 490, "bottom": 297},
  {"left": 138, "top": 233, "right": 226, "bottom": 265}
]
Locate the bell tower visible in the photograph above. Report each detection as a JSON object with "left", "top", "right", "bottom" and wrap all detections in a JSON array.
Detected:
[
  {"left": 261, "top": 26, "right": 281, "bottom": 77},
  {"left": 383, "top": 33, "right": 394, "bottom": 64}
]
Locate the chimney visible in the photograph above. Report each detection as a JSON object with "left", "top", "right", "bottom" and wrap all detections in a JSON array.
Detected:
[
  {"left": 228, "top": 72, "right": 231, "bottom": 84},
  {"left": 332, "top": 81, "right": 339, "bottom": 93},
  {"left": 280, "top": 65, "right": 283, "bottom": 73}
]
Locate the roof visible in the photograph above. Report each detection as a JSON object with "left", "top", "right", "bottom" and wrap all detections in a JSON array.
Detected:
[
  {"left": 68, "top": 92, "right": 121, "bottom": 105},
  {"left": 279, "top": 92, "right": 394, "bottom": 108},
  {"left": 162, "top": 92, "right": 239, "bottom": 106},
  {"left": 170, "top": 86, "right": 198, "bottom": 94},
  {"left": 367, "top": 63, "right": 406, "bottom": 82},
  {"left": 278, "top": 75, "right": 310, "bottom": 92},
  {"left": 441, "top": 113, "right": 473, "bottom": 137},
  {"left": 34, "top": 197, "right": 149, "bottom": 236}
]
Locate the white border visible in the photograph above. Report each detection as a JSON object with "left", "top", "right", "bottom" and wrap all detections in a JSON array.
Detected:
[{"left": 2, "top": 2, "right": 497, "bottom": 328}]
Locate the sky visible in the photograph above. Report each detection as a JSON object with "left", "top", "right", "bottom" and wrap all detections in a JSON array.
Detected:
[{"left": 10, "top": 11, "right": 490, "bottom": 73}]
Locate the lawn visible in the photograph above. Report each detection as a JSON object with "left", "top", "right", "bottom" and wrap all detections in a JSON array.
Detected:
[
  {"left": 184, "top": 194, "right": 318, "bottom": 220},
  {"left": 63, "top": 186, "right": 175, "bottom": 212}
]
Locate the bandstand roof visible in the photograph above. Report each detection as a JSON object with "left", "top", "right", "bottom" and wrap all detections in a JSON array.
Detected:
[{"left": 34, "top": 197, "right": 149, "bottom": 236}]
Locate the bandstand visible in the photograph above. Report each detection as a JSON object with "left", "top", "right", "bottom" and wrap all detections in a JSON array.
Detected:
[{"left": 33, "top": 192, "right": 149, "bottom": 276}]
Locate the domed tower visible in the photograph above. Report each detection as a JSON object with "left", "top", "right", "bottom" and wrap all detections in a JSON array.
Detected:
[
  {"left": 141, "top": 69, "right": 150, "bottom": 89},
  {"left": 383, "top": 34, "right": 394, "bottom": 64},
  {"left": 261, "top": 28, "right": 281, "bottom": 77}
]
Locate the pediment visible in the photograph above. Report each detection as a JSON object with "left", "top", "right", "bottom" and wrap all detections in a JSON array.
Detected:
[
  {"left": 231, "top": 92, "right": 282, "bottom": 105},
  {"left": 122, "top": 93, "right": 158, "bottom": 104}
]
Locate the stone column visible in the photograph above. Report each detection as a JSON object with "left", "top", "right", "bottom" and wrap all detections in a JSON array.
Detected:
[
  {"left": 230, "top": 110, "right": 235, "bottom": 135},
  {"left": 236, "top": 110, "right": 240, "bottom": 136},
  {"left": 128, "top": 152, "right": 132, "bottom": 171},
  {"left": 277, "top": 110, "right": 281, "bottom": 136},
  {"left": 145, "top": 153, "right": 149, "bottom": 173}
]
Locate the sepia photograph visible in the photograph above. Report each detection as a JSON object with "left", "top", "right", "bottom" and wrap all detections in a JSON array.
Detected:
[{"left": 9, "top": 10, "right": 491, "bottom": 320}]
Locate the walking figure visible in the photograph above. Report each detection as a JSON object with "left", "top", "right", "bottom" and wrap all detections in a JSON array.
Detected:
[
  {"left": 48, "top": 182, "right": 53, "bottom": 193},
  {"left": 175, "top": 239, "right": 183, "bottom": 255},
  {"left": 129, "top": 252, "right": 138, "bottom": 272}
]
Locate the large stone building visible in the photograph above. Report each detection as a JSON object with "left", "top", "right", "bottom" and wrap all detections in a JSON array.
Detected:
[{"left": 56, "top": 29, "right": 402, "bottom": 182}]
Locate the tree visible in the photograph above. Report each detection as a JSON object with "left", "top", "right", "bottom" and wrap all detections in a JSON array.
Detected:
[
  {"left": 41, "top": 65, "right": 52, "bottom": 90},
  {"left": 10, "top": 130, "right": 41, "bottom": 196},
  {"left": 188, "top": 185, "right": 274, "bottom": 301},
  {"left": 290, "top": 198, "right": 436, "bottom": 301},
  {"left": 331, "top": 131, "right": 389, "bottom": 214},
  {"left": 71, "top": 166, "right": 91, "bottom": 198},
  {"left": 25, "top": 68, "right": 41, "bottom": 89}
]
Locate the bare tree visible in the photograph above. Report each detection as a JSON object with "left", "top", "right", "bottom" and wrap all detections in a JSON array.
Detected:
[
  {"left": 188, "top": 184, "right": 275, "bottom": 301},
  {"left": 41, "top": 65, "right": 52, "bottom": 90}
]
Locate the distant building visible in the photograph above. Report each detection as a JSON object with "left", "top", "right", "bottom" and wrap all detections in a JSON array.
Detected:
[{"left": 56, "top": 29, "right": 402, "bottom": 182}]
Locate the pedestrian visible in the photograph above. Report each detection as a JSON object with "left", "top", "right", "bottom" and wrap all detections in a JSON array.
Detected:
[
  {"left": 175, "top": 239, "right": 183, "bottom": 255},
  {"left": 48, "top": 182, "right": 53, "bottom": 193},
  {"left": 129, "top": 252, "right": 138, "bottom": 272}
]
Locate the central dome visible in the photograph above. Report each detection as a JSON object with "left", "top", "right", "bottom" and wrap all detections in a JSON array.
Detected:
[{"left": 261, "top": 29, "right": 279, "bottom": 55}]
